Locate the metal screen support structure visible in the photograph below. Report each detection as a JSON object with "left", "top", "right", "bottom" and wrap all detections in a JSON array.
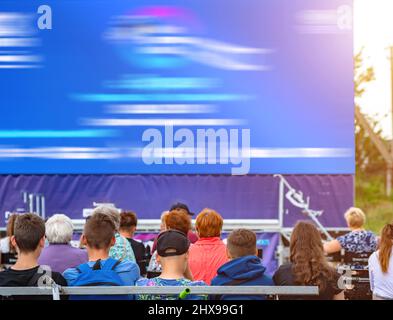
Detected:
[{"left": 274, "top": 175, "right": 334, "bottom": 264}]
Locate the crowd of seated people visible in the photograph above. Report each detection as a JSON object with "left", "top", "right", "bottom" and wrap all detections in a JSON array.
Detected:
[{"left": 0, "top": 204, "right": 393, "bottom": 300}]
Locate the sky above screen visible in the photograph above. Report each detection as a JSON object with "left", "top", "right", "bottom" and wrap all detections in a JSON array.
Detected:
[{"left": 354, "top": 0, "right": 393, "bottom": 139}]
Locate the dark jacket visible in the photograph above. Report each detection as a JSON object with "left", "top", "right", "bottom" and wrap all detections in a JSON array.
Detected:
[
  {"left": 126, "top": 238, "right": 147, "bottom": 276},
  {"left": 211, "top": 255, "right": 274, "bottom": 300}
]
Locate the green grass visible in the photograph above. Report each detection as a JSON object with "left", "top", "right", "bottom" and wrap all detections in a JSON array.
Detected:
[{"left": 355, "top": 174, "right": 393, "bottom": 233}]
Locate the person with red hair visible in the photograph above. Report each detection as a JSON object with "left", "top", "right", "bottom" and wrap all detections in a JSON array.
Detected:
[{"left": 188, "top": 208, "right": 229, "bottom": 284}]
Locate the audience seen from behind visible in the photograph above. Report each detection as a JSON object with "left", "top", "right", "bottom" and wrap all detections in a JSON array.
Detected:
[
  {"left": 38, "top": 214, "right": 88, "bottom": 273},
  {"left": 63, "top": 212, "right": 140, "bottom": 300},
  {"left": 189, "top": 208, "right": 229, "bottom": 285},
  {"left": 0, "top": 205, "right": 388, "bottom": 301},
  {"left": 0, "top": 214, "right": 67, "bottom": 300},
  {"left": 137, "top": 230, "right": 206, "bottom": 300},
  {"left": 273, "top": 221, "right": 344, "bottom": 300},
  {"left": 211, "top": 229, "right": 273, "bottom": 300},
  {"left": 324, "top": 207, "right": 378, "bottom": 255},
  {"left": 368, "top": 223, "right": 393, "bottom": 300},
  {"left": 119, "top": 211, "right": 147, "bottom": 276}
]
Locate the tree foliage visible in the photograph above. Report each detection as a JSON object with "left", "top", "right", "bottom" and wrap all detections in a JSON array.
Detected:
[{"left": 354, "top": 51, "right": 387, "bottom": 176}]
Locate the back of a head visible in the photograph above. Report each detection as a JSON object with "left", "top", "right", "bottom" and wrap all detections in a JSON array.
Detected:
[
  {"left": 84, "top": 212, "right": 116, "bottom": 250},
  {"left": 195, "top": 208, "right": 223, "bottom": 238},
  {"left": 290, "top": 221, "right": 324, "bottom": 260},
  {"left": 344, "top": 207, "right": 366, "bottom": 229},
  {"left": 156, "top": 230, "right": 190, "bottom": 267},
  {"left": 170, "top": 202, "right": 193, "bottom": 217},
  {"left": 165, "top": 210, "right": 191, "bottom": 235},
  {"left": 227, "top": 229, "right": 257, "bottom": 259},
  {"left": 13, "top": 213, "right": 45, "bottom": 253},
  {"left": 171, "top": 207, "right": 189, "bottom": 218},
  {"left": 45, "top": 214, "right": 74, "bottom": 244},
  {"left": 92, "top": 205, "right": 120, "bottom": 231},
  {"left": 120, "top": 211, "right": 138, "bottom": 232},
  {"left": 290, "top": 221, "right": 334, "bottom": 287},
  {"left": 378, "top": 223, "right": 393, "bottom": 273}
]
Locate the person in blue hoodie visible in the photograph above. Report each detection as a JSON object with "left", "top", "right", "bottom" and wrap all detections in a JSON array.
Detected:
[{"left": 211, "top": 229, "right": 274, "bottom": 300}]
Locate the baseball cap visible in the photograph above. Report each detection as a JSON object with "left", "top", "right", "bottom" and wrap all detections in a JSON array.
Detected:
[
  {"left": 157, "top": 230, "right": 191, "bottom": 257},
  {"left": 170, "top": 202, "right": 194, "bottom": 216}
]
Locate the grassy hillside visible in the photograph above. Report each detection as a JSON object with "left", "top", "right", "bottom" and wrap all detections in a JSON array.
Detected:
[{"left": 355, "top": 174, "right": 393, "bottom": 233}]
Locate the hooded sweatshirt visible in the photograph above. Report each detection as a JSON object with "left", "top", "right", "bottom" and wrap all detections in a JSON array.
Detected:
[{"left": 211, "top": 255, "right": 274, "bottom": 300}]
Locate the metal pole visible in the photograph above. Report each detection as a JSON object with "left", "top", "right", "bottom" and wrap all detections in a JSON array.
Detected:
[
  {"left": 35, "top": 194, "right": 41, "bottom": 216},
  {"left": 274, "top": 174, "right": 285, "bottom": 266},
  {"left": 28, "top": 193, "right": 34, "bottom": 213},
  {"left": 22, "top": 191, "right": 27, "bottom": 211},
  {"left": 41, "top": 195, "right": 46, "bottom": 220}
]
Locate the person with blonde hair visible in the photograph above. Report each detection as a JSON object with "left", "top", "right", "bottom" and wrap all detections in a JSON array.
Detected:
[
  {"left": 38, "top": 214, "right": 87, "bottom": 273},
  {"left": 188, "top": 208, "right": 229, "bottom": 284},
  {"left": 368, "top": 223, "right": 393, "bottom": 300},
  {"left": 324, "top": 207, "right": 378, "bottom": 255}
]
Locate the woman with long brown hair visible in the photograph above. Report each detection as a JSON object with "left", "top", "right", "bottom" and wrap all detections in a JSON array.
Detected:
[
  {"left": 273, "top": 221, "right": 344, "bottom": 300},
  {"left": 368, "top": 223, "right": 393, "bottom": 300}
]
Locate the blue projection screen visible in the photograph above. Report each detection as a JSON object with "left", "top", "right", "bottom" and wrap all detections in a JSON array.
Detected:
[{"left": 0, "top": 0, "right": 354, "bottom": 174}]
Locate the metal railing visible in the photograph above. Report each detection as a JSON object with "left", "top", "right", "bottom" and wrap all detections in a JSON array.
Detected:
[
  {"left": 0, "top": 285, "right": 319, "bottom": 300},
  {"left": 71, "top": 219, "right": 283, "bottom": 232}
]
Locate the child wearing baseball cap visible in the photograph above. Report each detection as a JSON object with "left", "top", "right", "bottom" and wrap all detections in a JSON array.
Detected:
[{"left": 136, "top": 230, "right": 206, "bottom": 300}]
